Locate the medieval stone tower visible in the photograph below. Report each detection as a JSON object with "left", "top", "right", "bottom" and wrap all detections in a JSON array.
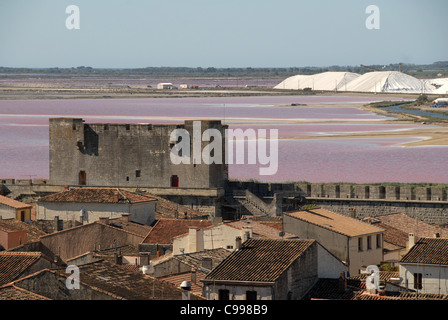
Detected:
[{"left": 49, "top": 118, "right": 228, "bottom": 189}]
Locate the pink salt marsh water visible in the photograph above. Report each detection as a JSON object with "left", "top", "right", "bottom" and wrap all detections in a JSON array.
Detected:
[{"left": 0, "top": 96, "right": 446, "bottom": 183}]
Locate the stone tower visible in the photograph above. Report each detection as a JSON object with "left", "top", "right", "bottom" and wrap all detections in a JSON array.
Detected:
[{"left": 49, "top": 118, "right": 228, "bottom": 189}]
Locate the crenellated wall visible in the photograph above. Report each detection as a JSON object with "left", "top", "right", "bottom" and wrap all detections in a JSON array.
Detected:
[
  {"left": 2, "top": 179, "right": 448, "bottom": 223},
  {"left": 227, "top": 181, "right": 447, "bottom": 202}
]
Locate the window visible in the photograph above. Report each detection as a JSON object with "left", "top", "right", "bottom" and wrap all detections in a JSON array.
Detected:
[
  {"left": 218, "top": 289, "right": 229, "bottom": 300},
  {"left": 376, "top": 234, "right": 381, "bottom": 248},
  {"left": 246, "top": 291, "right": 257, "bottom": 300},
  {"left": 125, "top": 124, "right": 130, "bottom": 130},
  {"left": 136, "top": 170, "right": 141, "bottom": 178},
  {"left": 358, "top": 237, "right": 363, "bottom": 251},
  {"left": 414, "top": 273, "right": 423, "bottom": 290},
  {"left": 171, "top": 175, "right": 179, "bottom": 188},
  {"left": 367, "top": 236, "right": 372, "bottom": 250},
  {"left": 79, "top": 171, "right": 87, "bottom": 185},
  {"left": 20, "top": 211, "right": 25, "bottom": 222}
]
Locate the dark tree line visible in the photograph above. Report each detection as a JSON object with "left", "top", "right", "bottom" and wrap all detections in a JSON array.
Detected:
[{"left": 1, "top": 61, "right": 447, "bottom": 78}]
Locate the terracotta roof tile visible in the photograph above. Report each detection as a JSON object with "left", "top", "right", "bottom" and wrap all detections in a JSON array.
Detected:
[
  {"left": 0, "top": 219, "right": 47, "bottom": 242},
  {"left": 38, "top": 188, "right": 156, "bottom": 204},
  {"left": 285, "top": 208, "right": 384, "bottom": 237},
  {"left": 376, "top": 223, "right": 409, "bottom": 248},
  {"left": 0, "top": 195, "right": 32, "bottom": 209},
  {"left": 72, "top": 260, "right": 204, "bottom": 300},
  {"left": 142, "top": 218, "right": 212, "bottom": 244},
  {"left": 374, "top": 213, "right": 448, "bottom": 240},
  {"left": 172, "top": 248, "right": 231, "bottom": 272},
  {"left": 226, "top": 219, "right": 295, "bottom": 239},
  {"left": 204, "top": 238, "right": 315, "bottom": 283},
  {"left": 0, "top": 285, "right": 51, "bottom": 300},
  {"left": 100, "top": 216, "right": 152, "bottom": 238},
  {"left": 400, "top": 237, "right": 448, "bottom": 265},
  {"left": 0, "top": 252, "right": 42, "bottom": 286},
  {"left": 158, "top": 271, "right": 205, "bottom": 297},
  {"left": 148, "top": 194, "right": 208, "bottom": 220}
]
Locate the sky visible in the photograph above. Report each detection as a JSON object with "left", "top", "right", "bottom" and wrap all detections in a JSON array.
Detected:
[{"left": 0, "top": 0, "right": 447, "bottom": 68}]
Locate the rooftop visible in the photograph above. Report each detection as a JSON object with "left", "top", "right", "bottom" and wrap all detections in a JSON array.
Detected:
[
  {"left": 38, "top": 188, "right": 157, "bottom": 204},
  {"left": 172, "top": 248, "right": 231, "bottom": 272},
  {"left": 0, "top": 218, "right": 47, "bottom": 242},
  {"left": 148, "top": 193, "right": 209, "bottom": 220},
  {"left": 158, "top": 271, "right": 205, "bottom": 297},
  {"left": 400, "top": 237, "right": 448, "bottom": 265},
  {"left": 0, "top": 252, "right": 44, "bottom": 286},
  {"left": 98, "top": 215, "right": 153, "bottom": 238},
  {"left": 204, "top": 238, "right": 315, "bottom": 283},
  {"left": 0, "top": 284, "right": 51, "bottom": 300},
  {"left": 284, "top": 208, "right": 384, "bottom": 237},
  {"left": 0, "top": 195, "right": 32, "bottom": 210},
  {"left": 142, "top": 218, "right": 212, "bottom": 245},
  {"left": 226, "top": 218, "right": 296, "bottom": 239},
  {"left": 69, "top": 260, "right": 204, "bottom": 300},
  {"left": 367, "top": 213, "right": 448, "bottom": 244}
]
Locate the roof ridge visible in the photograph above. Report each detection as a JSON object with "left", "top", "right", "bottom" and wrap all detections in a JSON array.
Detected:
[{"left": 0, "top": 251, "right": 41, "bottom": 256}]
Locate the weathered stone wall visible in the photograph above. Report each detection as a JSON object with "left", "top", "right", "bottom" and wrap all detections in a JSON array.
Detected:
[
  {"left": 227, "top": 181, "right": 448, "bottom": 225},
  {"left": 309, "top": 199, "right": 448, "bottom": 225},
  {"left": 48, "top": 118, "right": 228, "bottom": 189}
]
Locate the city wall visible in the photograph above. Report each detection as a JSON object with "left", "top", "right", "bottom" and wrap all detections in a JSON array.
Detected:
[
  {"left": 2, "top": 179, "right": 448, "bottom": 224},
  {"left": 227, "top": 181, "right": 447, "bottom": 202},
  {"left": 228, "top": 181, "right": 448, "bottom": 225}
]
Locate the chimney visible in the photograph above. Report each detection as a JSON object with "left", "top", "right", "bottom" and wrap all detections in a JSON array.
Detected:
[
  {"left": 114, "top": 249, "right": 123, "bottom": 265},
  {"left": 408, "top": 233, "right": 415, "bottom": 250},
  {"left": 235, "top": 236, "right": 242, "bottom": 250},
  {"left": 241, "top": 226, "right": 253, "bottom": 241},
  {"left": 188, "top": 227, "right": 199, "bottom": 253},
  {"left": 99, "top": 217, "right": 109, "bottom": 225},
  {"left": 121, "top": 213, "right": 130, "bottom": 222},
  {"left": 191, "top": 270, "right": 197, "bottom": 284},
  {"left": 113, "top": 191, "right": 120, "bottom": 202},
  {"left": 338, "top": 272, "right": 347, "bottom": 293}
]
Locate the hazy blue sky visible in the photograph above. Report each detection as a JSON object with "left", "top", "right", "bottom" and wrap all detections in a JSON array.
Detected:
[{"left": 0, "top": 0, "right": 447, "bottom": 68}]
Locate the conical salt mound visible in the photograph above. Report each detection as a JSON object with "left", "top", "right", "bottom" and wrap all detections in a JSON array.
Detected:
[
  {"left": 274, "top": 72, "right": 360, "bottom": 91},
  {"left": 433, "top": 83, "right": 448, "bottom": 95},
  {"left": 341, "top": 71, "right": 434, "bottom": 93}
]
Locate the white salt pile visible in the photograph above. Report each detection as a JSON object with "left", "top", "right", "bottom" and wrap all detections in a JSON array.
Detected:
[
  {"left": 274, "top": 72, "right": 360, "bottom": 91},
  {"left": 342, "top": 71, "right": 434, "bottom": 93},
  {"left": 275, "top": 71, "right": 437, "bottom": 94}
]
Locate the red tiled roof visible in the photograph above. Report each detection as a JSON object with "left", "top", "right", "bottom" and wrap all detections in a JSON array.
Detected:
[
  {"left": 205, "top": 238, "right": 315, "bottom": 283},
  {"left": 376, "top": 223, "right": 409, "bottom": 248},
  {"left": 226, "top": 219, "right": 295, "bottom": 239},
  {"left": 38, "top": 188, "right": 156, "bottom": 204},
  {"left": 0, "top": 285, "right": 51, "bottom": 300},
  {"left": 0, "top": 252, "right": 43, "bottom": 286},
  {"left": 374, "top": 213, "right": 448, "bottom": 241},
  {"left": 0, "top": 219, "right": 46, "bottom": 242},
  {"left": 400, "top": 237, "right": 448, "bottom": 265},
  {"left": 0, "top": 195, "right": 32, "bottom": 209},
  {"left": 285, "top": 208, "right": 384, "bottom": 237},
  {"left": 158, "top": 271, "right": 205, "bottom": 297},
  {"left": 71, "top": 260, "right": 204, "bottom": 300},
  {"left": 100, "top": 216, "right": 152, "bottom": 238},
  {"left": 142, "top": 218, "right": 212, "bottom": 244}
]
